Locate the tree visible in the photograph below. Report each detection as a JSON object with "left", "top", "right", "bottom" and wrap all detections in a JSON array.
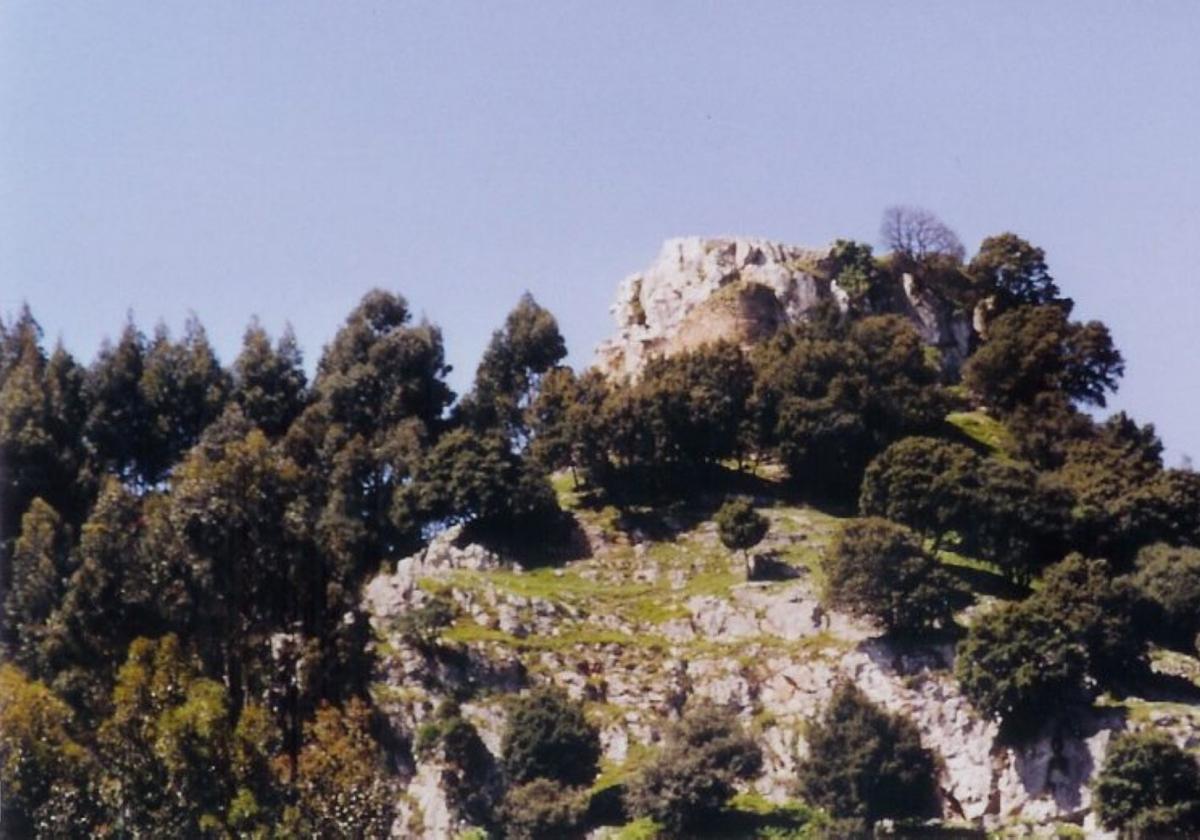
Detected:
[
  {"left": 750, "top": 319, "right": 945, "bottom": 501},
  {"left": 499, "top": 778, "right": 588, "bottom": 840},
  {"left": 824, "top": 518, "right": 962, "bottom": 635},
  {"left": 139, "top": 316, "right": 231, "bottom": 481},
  {"left": 1130, "top": 544, "right": 1200, "bottom": 651},
  {"left": 232, "top": 319, "right": 308, "bottom": 437},
  {"left": 0, "top": 664, "right": 99, "bottom": 836},
  {"left": 97, "top": 634, "right": 262, "bottom": 834},
  {"left": 3, "top": 498, "right": 70, "bottom": 672},
  {"left": 281, "top": 699, "right": 396, "bottom": 837},
  {"left": 954, "top": 601, "right": 1089, "bottom": 737},
  {"left": 83, "top": 319, "right": 151, "bottom": 483},
  {"left": 0, "top": 319, "right": 83, "bottom": 556},
  {"left": 501, "top": 686, "right": 601, "bottom": 788},
  {"left": 1093, "top": 731, "right": 1200, "bottom": 836},
  {"left": 625, "top": 702, "right": 762, "bottom": 836},
  {"left": 861, "top": 437, "right": 1071, "bottom": 584},
  {"left": 38, "top": 477, "right": 149, "bottom": 718},
  {"left": 164, "top": 423, "right": 305, "bottom": 712},
  {"left": 828, "top": 239, "right": 886, "bottom": 310},
  {"left": 859, "top": 437, "right": 980, "bottom": 541},
  {"left": 797, "top": 683, "right": 939, "bottom": 831},
  {"left": 880, "top": 206, "right": 965, "bottom": 263},
  {"left": 402, "top": 427, "right": 561, "bottom": 540},
  {"left": 1028, "top": 554, "right": 1145, "bottom": 685},
  {"left": 968, "top": 232, "right": 1065, "bottom": 316},
  {"left": 714, "top": 498, "right": 769, "bottom": 575},
  {"left": 462, "top": 292, "right": 567, "bottom": 442},
  {"left": 963, "top": 304, "right": 1123, "bottom": 411}
]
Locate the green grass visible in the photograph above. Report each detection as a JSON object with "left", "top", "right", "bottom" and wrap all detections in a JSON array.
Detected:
[
  {"left": 611, "top": 818, "right": 662, "bottom": 840},
  {"left": 946, "top": 410, "right": 1016, "bottom": 457}
]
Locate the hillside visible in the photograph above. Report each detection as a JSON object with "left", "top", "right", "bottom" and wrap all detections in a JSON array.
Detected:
[
  {"left": 365, "top": 472, "right": 1200, "bottom": 838},
  {"left": 3, "top": 217, "right": 1200, "bottom": 838}
]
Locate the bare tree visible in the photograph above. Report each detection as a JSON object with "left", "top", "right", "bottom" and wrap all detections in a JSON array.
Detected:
[{"left": 880, "top": 206, "right": 965, "bottom": 262}]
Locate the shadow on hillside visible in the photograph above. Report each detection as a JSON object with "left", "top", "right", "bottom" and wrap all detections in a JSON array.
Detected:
[
  {"left": 1130, "top": 670, "right": 1200, "bottom": 705},
  {"left": 463, "top": 510, "right": 592, "bottom": 568},
  {"left": 941, "top": 561, "right": 1029, "bottom": 601},
  {"left": 573, "top": 462, "right": 835, "bottom": 542}
]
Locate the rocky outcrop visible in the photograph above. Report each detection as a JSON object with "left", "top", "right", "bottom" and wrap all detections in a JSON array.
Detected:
[
  {"left": 594, "top": 236, "right": 973, "bottom": 378},
  {"left": 362, "top": 512, "right": 1200, "bottom": 837}
]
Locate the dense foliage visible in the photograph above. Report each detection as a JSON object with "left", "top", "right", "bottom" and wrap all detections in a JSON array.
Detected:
[
  {"left": 624, "top": 702, "right": 763, "bottom": 835},
  {"left": 796, "top": 683, "right": 940, "bottom": 831},
  {"left": 824, "top": 517, "right": 961, "bottom": 634},
  {"left": 500, "top": 686, "right": 601, "bottom": 788},
  {"left": 1093, "top": 731, "right": 1200, "bottom": 836}
]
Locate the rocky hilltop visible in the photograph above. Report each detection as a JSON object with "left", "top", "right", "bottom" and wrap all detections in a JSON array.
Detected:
[{"left": 595, "top": 237, "right": 973, "bottom": 379}]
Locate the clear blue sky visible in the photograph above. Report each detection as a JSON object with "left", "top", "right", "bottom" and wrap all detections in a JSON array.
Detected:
[{"left": 3, "top": 2, "right": 1198, "bottom": 462}]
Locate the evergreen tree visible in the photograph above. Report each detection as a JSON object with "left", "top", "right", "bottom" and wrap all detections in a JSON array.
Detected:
[
  {"left": 797, "top": 683, "right": 939, "bottom": 831},
  {"left": 501, "top": 686, "right": 601, "bottom": 788},
  {"left": 968, "top": 233, "right": 1065, "bottom": 316},
  {"left": 0, "top": 664, "right": 100, "bottom": 836},
  {"left": 38, "top": 478, "right": 151, "bottom": 718},
  {"left": 4, "top": 498, "right": 70, "bottom": 671},
  {"left": 964, "top": 304, "right": 1123, "bottom": 411},
  {"left": 232, "top": 319, "right": 308, "bottom": 437},
  {"left": 1094, "top": 731, "right": 1200, "bottom": 836},
  {"left": 280, "top": 699, "right": 396, "bottom": 837},
  {"left": 714, "top": 497, "right": 769, "bottom": 575},
  {"left": 83, "top": 319, "right": 151, "bottom": 483},
  {"left": 463, "top": 292, "right": 567, "bottom": 442},
  {"left": 140, "top": 316, "right": 230, "bottom": 481},
  {"left": 625, "top": 702, "right": 762, "bottom": 836},
  {"left": 824, "top": 518, "right": 962, "bottom": 635}
]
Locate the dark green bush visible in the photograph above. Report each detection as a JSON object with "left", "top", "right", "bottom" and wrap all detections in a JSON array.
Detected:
[
  {"left": 824, "top": 517, "right": 962, "bottom": 635},
  {"left": 501, "top": 687, "right": 600, "bottom": 788},
  {"left": 624, "top": 703, "right": 762, "bottom": 836},
  {"left": 1093, "top": 730, "right": 1200, "bottom": 836},
  {"left": 796, "top": 683, "right": 939, "bottom": 829}
]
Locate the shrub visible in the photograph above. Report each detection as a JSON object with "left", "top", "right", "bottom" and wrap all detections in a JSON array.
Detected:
[
  {"left": 1029, "top": 554, "right": 1145, "bottom": 686},
  {"left": 796, "top": 683, "right": 939, "bottom": 830},
  {"left": 954, "top": 601, "right": 1089, "bottom": 738},
  {"left": 1093, "top": 731, "right": 1200, "bottom": 835},
  {"left": 715, "top": 498, "right": 769, "bottom": 570},
  {"left": 1130, "top": 543, "right": 1200, "bottom": 651},
  {"left": 824, "top": 518, "right": 962, "bottom": 635},
  {"left": 499, "top": 778, "right": 588, "bottom": 840},
  {"left": 625, "top": 703, "right": 762, "bottom": 836},
  {"left": 501, "top": 687, "right": 600, "bottom": 788}
]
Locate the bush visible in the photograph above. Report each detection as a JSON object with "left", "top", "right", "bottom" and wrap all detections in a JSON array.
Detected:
[
  {"left": 625, "top": 703, "right": 762, "bottom": 836},
  {"left": 501, "top": 687, "right": 601, "bottom": 788},
  {"left": 1093, "top": 731, "right": 1200, "bottom": 836},
  {"left": 715, "top": 498, "right": 769, "bottom": 567},
  {"left": 823, "top": 518, "right": 962, "bottom": 635},
  {"left": 499, "top": 778, "right": 588, "bottom": 840},
  {"left": 954, "top": 601, "right": 1089, "bottom": 738},
  {"left": 796, "top": 683, "right": 939, "bottom": 829},
  {"left": 1029, "top": 554, "right": 1144, "bottom": 686},
  {"left": 1130, "top": 543, "right": 1200, "bottom": 651}
]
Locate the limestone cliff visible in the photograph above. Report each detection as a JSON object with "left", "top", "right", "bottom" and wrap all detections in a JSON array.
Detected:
[{"left": 594, "top": 236, "right": 972, "bottom": 378}]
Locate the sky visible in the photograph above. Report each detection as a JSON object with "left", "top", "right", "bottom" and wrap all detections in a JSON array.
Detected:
[{"left": 2, "top": 2, "right": 1198, "bottom": 462}]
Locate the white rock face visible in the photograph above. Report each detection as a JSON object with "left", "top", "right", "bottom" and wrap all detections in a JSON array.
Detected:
[{"left": 595, "top": 236, "right": 973, "bottom": 378}]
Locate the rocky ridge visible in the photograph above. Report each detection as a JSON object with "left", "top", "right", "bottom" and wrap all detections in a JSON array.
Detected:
[{"left": 594, "top": 236, "right": 973, "bottom": 379}]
